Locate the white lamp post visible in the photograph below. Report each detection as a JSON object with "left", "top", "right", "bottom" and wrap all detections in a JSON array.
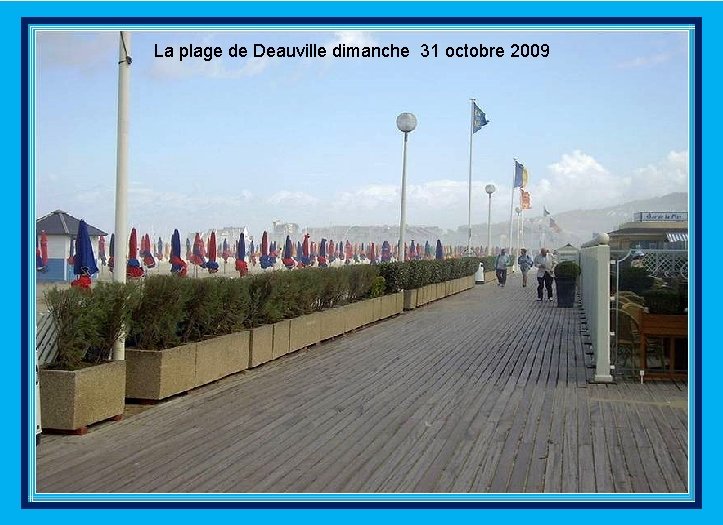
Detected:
[
  {"left": 396, "top": 112, "right": 417, "bottom": 263},
  {"left": 485, "top": 184, "right": 496, "bottom": 256}
]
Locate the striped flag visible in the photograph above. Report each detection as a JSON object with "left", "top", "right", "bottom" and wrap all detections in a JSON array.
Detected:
[
  {"left": 521, "top": 189, "right": 531, "bottom": 209},
  {"left": 514, "top": 160, "right": 528, "bottom": 188}
]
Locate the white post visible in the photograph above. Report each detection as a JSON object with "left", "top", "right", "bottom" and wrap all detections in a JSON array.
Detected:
[
  {"left": 399, "top": 131, "right": 408, "bottom": 263},
  {"left": 467, "top": 99, "right": 475, "bottom": 256},
  {"left": 508, "top": 160, "right": 516, "bottom": 260},
  {"left": 487, "top": 194, "right": 492, "bottom": 255},
  {"left": 113, "top": 31, "right": 131, "bottom": 361}
]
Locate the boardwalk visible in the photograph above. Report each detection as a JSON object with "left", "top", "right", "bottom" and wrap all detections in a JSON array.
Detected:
[{"left": 36, "top": 275, "right": 689, "bottom": 494}]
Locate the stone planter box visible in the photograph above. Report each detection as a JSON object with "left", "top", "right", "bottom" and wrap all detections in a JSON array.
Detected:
[
  {"left": 417, "top": 286, "right": 430, "bottom": 307},
  {"left": 290, "top": 314, "right": 320, "bottom": 353},
  {"left": 344, "top": 300, "right": 374, "bottom": 332},
  {"left": 249, "top": 324, "right": 274, "bottom": 368},
  {"left": 403, "top": 289, "right": 418, "bottom": 310},
  {"left": 437, "top": 282, "right": 445, "bottom": 299},
  {"left": 195, "top": 332, "right": 250, "bottom": 388},
  {"left": 484, "top": 270, "right": 496, "bottom": 284},
  {"left": 126, "top": 344, "right": 196, "bottom": 401},
  {"left": 381, "top": 292, "right": 402, "bottom": 319},
  {"left": 39, "top": 360, "right": 126, "bottom": 433},
  {"left": 272, "top": 320, "right": 291, "bottom": 359},
  {"left": 371, "top": 297, "right": 383, "bottom": 323},
  {"left": 318, "top": 307, "right": 345, "bottom": 341}
]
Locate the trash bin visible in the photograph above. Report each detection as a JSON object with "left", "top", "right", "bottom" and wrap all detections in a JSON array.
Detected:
[{"left": 475, "top": 262, "right": 485, "bottom": 284}]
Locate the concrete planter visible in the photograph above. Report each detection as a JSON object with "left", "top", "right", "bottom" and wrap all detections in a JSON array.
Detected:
[
  {"left": 249, "top": 324, "right": 274, "bottom": 368},
  {"left": 126, "top": 344, "right": 196, "bottom": 401},
  {"left": 318, "top": 307, "right": 346, "bottom": 341},
  {"left": 39, "top": 360, "right": 126, "bottom": 433},
  {"left": 371, "top": 296, "right": 383, "bottom": 322},
  {"left": 381, "top": 293, "right": 402, "bottom": 319},
  {"left": 344, "top": 300, "right": 374, "bottom": 332},
  {"left": 195, "top": 332, "right": 250, "bottom": 387},
  {"left": 484, "top": 270, "right": 496, "bottom": 284},
  {"left": 272, "top": 320, "right": 291, "bottom": 359},
  {"left": 403, "top": 289, "right": 418, "bottom": 310},
  {"left": 289, "top": 314, "right": 320, "bottom": 353},
  {"left": 416, "top": 286, "right": 428, "bottom": 307}
]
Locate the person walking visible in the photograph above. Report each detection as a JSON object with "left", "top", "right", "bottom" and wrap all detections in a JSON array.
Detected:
[
  {"left": 534, "top": 247, "right": 555, "bottom": 301},
  {"left": 517, "top": 248, "right": 534, "bottom": 287},
  {"left": 495, "top": 249, "right": 511, "bottom": 287}
]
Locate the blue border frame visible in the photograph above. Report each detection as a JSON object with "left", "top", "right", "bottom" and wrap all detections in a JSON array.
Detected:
[{"left": 21, "top": 15, "right": 702, "bottom": 510}]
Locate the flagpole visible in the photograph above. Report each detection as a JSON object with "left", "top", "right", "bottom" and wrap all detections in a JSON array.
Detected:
[
  {"left": 467, "top": 99, "right": 475, "bottom": 256},
  {"left": 508, "top": 158, "right": 516, "bottom": 266},
  {"left": 113, "top": 30, "right": 131, "bottom": 361}
]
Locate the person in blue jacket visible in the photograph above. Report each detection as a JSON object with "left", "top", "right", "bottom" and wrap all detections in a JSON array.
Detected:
[{"left": 517, "top": 248, "right": 534, "bottom": 288}]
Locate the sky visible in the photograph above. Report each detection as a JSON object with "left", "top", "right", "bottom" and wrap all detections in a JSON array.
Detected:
[{"left": 34, "top": 28, "right": 690, "bottom": 239}]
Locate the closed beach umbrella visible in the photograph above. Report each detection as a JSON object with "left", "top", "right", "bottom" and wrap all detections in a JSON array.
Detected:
[
  {"left": 381, "top": 240, "right": 391, "bottom": 262},
  {"left": 369, "top": 242, "right": 376, "bottom": 264},
  {"left": 192, "top": 233, "right": 207, "bottom": 268},
  {"left": 300, "top": 233, "right": 310, "bottom": 267},
  {"left": 260, "top": 231, "right": 272, "bottom": 269},
  {"left": 409, "top": 240, "right": 416, "bottom": 260},
  {"left": 436, "top": 239, "right": 444, "bottom": 260},
  {"left": 127, "top": 228, "right": 143, "bottom": 278},
  {"left": 170, "top": 229, "right": 188, "bottom": 277},
  {"left": 235, "top": 232, "right": 248, "bottom": 276},
  {"left": 156, "top": 236, "right": 164, "bottom": 260},
  {"left": 70, "top": 219, "right": 99, "bottom": 289},
  {"left": 221, "top": 238, "right": 230, "bottom": 262},
  {"left": 282, "top": 235, "right": 295, "bottom": 269},
  {"left": 142, "top": 233, "right": 156, "bottom": 268},
  {"left": 424, "top": 240, "right": 431, "bottom": 259},
  {"left": 185, "top": 237, "right": 192, "bottom": 260},
  {"left": 318, "top": 238, "right": 328, "bottom": 267},
  {"left": 108, "top": 233, "right": 115, "bottom": 272},
  {"left": 206, "top": 231, "right": 219, "bottom": 273}
]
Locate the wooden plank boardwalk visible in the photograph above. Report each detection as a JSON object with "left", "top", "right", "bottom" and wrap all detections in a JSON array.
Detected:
[{"left": 36, "top": 275, "right": 689, "bottom": 494}]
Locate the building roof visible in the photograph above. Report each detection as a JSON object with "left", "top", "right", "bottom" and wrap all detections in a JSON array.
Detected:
[
  {"left": 36, "top": 210, "right": 108, "bottom": 237},
  {"left": 608, "top": 227, "right": 687, "bottom": 236}
]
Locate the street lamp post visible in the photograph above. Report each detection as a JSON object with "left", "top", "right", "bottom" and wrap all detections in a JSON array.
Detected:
[
  {"left": 396, "top": 112, "right": 417, "bottom": 263},
  {"left": 485, "top": 184, "right": 496, "bottom": 256}
]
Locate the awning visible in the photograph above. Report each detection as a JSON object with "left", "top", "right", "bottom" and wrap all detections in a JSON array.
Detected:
[{"left": 666, "top": 232, "right": 688, "bottom": 243}]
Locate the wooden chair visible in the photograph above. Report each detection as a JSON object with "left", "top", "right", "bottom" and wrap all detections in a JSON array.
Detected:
[
  {"left": 611, "top": 308, "right": 641, "bottom": 372},
  {"left": 622, "top": 302, "right": 644, "bottom": 324}
]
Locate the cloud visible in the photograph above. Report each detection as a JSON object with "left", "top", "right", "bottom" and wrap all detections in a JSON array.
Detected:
[
  {"left": 36, "top": 31, "right": 117, "bottom": 71},
  {"left": 616, "top": 52, "right": 671, "bottom": 69},
  {"left": 266, "top": 190, "right": 319, "bottom": 207},
  {"left": 525, "top": 149, "right": 688, "bottom": 215}
]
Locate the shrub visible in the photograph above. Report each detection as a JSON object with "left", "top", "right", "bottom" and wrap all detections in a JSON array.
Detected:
[
  {"left": 377, "top": 262, "right": 406, "bottom": 293},
  {"left": 128, "top": 275, "right": 187, "bottom": 350},
  {"left": 619, "top": 266, "right": 654, "bottom": 295},
  {"left": 554, "top": 261, "right": 581, "bottom": 280},
  {"left": 481, "top": 256, "right": 497, "bottom": 272},
  {"left": 45, "top": 287, "right": 95, "bottom": 370},
  {"left": 213, "top": 277, "right": 250, "bottom": 336},
  {"left": 346, "top": 264, "right": 378, "bottom": 301},
  {"left": 642, "top": 288, "right": 686, "bottom": 314},
  {"left": 370, "top": 276, "right": 386, "bottom": 298},
  {"left": 85, "top": 281, "right": 141, "bottom": 363}
]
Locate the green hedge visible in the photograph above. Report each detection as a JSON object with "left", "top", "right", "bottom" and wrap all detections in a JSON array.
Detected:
[{"left": 45, "top": 258, "right": 482, "bottom": 363}]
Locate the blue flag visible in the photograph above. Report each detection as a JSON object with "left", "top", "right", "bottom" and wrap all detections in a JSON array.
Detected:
[
  {"left": 514, "top": 160, "right": 525, "bottom": 188},
  {"left": 472, "top": 102, "right": 489, "bottom": 133}
]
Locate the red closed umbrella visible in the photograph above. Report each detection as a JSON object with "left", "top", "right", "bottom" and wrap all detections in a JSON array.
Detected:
[
  {"left": 207, "top": 231, "right": 219, "bottom": 273},
  {"left": 127, "top": 228, "right": 144, "bottom": 278}
]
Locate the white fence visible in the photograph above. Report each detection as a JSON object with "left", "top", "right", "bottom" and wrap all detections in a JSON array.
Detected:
[{"left": 580, "top": 236, "right": 612, "bottom": 383}]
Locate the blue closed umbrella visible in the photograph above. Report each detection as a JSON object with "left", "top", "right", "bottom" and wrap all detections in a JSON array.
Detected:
[
  {"left": 73, "top": 220, "right": 99, "bottom": 277},
  {"left": 170, "top": 229, "right": 188, "bottom": 276},
  {"left": 436, "top": 239, "right": 444, "bottom": 260}
]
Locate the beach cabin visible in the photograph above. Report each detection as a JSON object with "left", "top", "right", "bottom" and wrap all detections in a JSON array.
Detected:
[{"left": 36, "top": 210, "right": 108, "bottom": 282}]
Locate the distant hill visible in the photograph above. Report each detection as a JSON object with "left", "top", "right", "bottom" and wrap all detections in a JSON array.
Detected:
[{"left": 275, "top": 192, "right": 689, "bottom": 250}]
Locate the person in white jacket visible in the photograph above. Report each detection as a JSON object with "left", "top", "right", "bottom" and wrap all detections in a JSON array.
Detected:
[{"left": 533, "top": 247, "right": 555, "bottom": 301}]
